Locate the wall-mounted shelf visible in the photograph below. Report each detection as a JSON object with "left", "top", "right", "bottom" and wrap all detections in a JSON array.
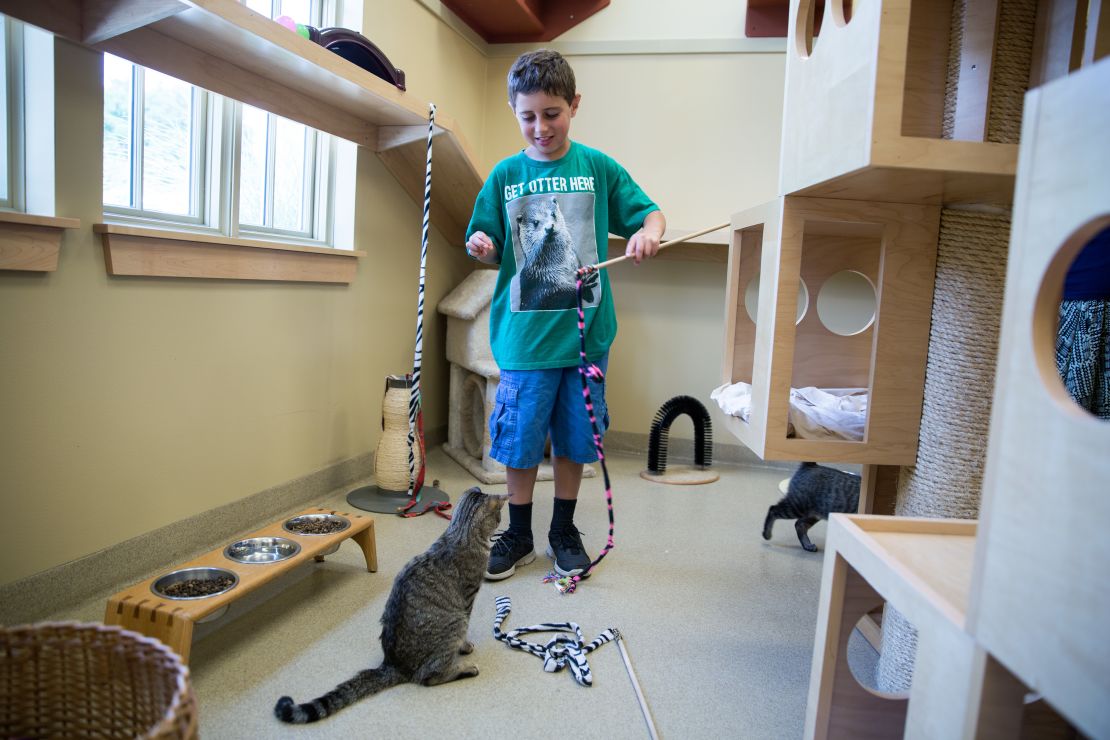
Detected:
[
  {"left": 0, "top": 0, "right": 484, "bottom": 245},
  {"left": 441, "top": 0, "right": 610, "bottom": 44},
  {"left": 0, "top": 212, "right": 82, "bottom": 272}
]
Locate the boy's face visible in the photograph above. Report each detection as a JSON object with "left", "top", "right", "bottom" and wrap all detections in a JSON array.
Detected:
[{"left": 510, "top": 90, "right": 580, "bottom": 161}]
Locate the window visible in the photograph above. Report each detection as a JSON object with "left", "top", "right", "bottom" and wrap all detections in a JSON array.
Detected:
[
  {"left": 102, "top": 0, "right": 340, "bottom": 248},
  {"left": 1, "top": 14, "right": 24, "bottom": 211}
]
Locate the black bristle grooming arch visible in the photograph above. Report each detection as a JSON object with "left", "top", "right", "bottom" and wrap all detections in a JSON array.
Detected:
[{"left": 646, "top": 395, "right": 714, "bottom": 474}]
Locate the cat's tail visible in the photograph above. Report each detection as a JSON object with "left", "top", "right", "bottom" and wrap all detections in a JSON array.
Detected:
[{"left": 274, "top": 664, "right": 404, "bottom": 724}]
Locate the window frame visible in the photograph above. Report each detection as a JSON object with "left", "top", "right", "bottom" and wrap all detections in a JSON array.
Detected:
[{"left": 102, "top": 0, "right": 340, "bottom": 250}]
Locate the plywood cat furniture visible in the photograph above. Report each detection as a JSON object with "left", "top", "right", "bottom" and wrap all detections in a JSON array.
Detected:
[
  {"left": 780, "top": 0, "right": 1018, "bottom": 206},
  {"left": 721, "top": 196, "right": 939, "bottom": 465},
  {"left": 804, "top": 54, "right": 1110, "bottom": 740},
  {"left": 719, "top": 0, "right": 1031, "bottom": 470}
]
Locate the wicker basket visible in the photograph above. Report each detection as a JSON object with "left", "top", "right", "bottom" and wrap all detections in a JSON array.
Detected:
[{"left": 0, "top": 622, "right": 198, "bottom": 739}]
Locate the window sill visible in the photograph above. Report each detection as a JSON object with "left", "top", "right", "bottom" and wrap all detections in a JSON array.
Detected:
[
  {"left": 0, "top": 212, "right": 82, "bottom": 272},
  {"left": 93, "top": 224, "right": 366, "bottom": 283}
]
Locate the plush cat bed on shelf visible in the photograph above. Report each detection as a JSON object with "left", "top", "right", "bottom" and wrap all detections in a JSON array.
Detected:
[{"left": 711, "top": 381, "right": 867, "bottom": 442}]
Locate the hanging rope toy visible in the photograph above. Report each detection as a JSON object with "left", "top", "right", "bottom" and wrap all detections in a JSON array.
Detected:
[
  {"left": 397, "top": 103, "right": 451, "bottom": 520},
  {"left": 542, "top": 222, "right": 730, "bottom": 592},
  {"left": 541, "top": 274, "right": 614, "bottom": 594}
]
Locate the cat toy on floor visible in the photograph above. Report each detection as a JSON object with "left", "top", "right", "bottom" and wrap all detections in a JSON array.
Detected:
[
  {"left": 640, "top": 395, "right": 719, "bottom": 485},
  {"left": 492, "top": 596, "right": 659, "bottom": 739},
  {"left": 542, "top": 222, "right": 730, "bottom": 594},
  {"left": 347, "top": 104, "right": 449, "bottom": 519}
]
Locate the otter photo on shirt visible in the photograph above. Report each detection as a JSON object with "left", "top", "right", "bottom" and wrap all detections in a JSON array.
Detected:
[{"left": 507, "top": 192, "right": 600, "bottom": 312}]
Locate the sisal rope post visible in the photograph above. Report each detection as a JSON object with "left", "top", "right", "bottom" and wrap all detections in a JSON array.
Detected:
[
  {"left": 876, "top": 210, "right": 1012, "bottom": 691},
  {"left": 876, "top": 0, "right": 1035, "bottom": 692}
]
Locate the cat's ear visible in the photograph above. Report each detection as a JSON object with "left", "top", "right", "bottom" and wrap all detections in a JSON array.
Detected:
[{"left": 486, "top": 493, "right": 510, "bottom": 509}]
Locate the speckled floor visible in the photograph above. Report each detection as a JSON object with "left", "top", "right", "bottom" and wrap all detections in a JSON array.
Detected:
[{"left": 52, "top": 449, "right": 838, "bottom": 739}]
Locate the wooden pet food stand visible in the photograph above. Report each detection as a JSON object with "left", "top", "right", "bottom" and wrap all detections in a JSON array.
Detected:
[{"left": 104, "top": 507, "right": 377, "bottom": 663}]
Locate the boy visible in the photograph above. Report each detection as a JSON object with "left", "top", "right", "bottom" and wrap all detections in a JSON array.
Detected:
[{"left": 466, "top": 49, "right": 666, "bottom": 580}]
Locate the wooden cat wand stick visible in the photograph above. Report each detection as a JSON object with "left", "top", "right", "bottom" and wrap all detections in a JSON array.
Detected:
[
  {"left": 578, "top": 221, "right": 730, "bottom": 275},
  {"left": 615, "top": 630, "right": 660, "bottom": 740}
]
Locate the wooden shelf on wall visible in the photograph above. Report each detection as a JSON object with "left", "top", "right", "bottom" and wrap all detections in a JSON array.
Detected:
[
  {"left": 441, "top": 0, "right": 610, "bottom": 44},
  {"left": 0, "top": 212, "right": 81, "bottom": 272},
  {"left": 0, "top": 0, "right": 484, "bottom": 246}
]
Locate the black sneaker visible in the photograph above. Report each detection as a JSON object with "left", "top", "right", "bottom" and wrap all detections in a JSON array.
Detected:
[
  {"left": 485, "top": 530, "right": 536, "bottom": 580},
  {"left": 546, "top": 525, "right": 592, "bottom": 577}
]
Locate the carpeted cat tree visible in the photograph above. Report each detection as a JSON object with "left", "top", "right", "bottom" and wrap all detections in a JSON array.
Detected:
[{"left": 875, "top": 0, "right": 1035, "bottom": 694}]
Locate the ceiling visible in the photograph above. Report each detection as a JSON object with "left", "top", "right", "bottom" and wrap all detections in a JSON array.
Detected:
[{"left": 440, "top": 0, "right": 611, "bottom": 44}]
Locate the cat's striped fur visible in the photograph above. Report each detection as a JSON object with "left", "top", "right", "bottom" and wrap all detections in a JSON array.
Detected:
[
  {"left": 762, "top": 462, "right": 860, "bottom": 552},
  {"left": 274, "top": 487, "right": 506, "bottom": 724}
]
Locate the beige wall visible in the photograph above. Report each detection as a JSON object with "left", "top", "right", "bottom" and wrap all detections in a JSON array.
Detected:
[
  {"left": 0, "top": 1, "right": 784, "bottom": 585},
  {"left": 0, "top": 2, "right": 483, "bottom": 586}
]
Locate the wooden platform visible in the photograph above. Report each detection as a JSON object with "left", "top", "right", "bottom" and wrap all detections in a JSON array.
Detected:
[
  {"left": 805, "top": 515, "right": 977, "bottom": 740},
  {"left": 104, "top": 506, "right": 376, "bottom": 663}
]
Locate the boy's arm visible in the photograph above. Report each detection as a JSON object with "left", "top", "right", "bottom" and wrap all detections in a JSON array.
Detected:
[
  {"left": 466, "top": 171, "right": 505, "bottom": 265},
  {"left": 625, "top": 210, "right": 667, "bottom": 265}
]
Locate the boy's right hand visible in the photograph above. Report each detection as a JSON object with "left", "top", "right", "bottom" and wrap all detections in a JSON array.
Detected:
[{"left": 466, "top": 231, "right": 497, "bottom": 262}]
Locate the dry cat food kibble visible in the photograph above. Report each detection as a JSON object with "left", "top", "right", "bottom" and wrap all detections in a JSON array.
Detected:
[
  {"left": 285, "top": 517, "right": 347, "bottom": 535},
  {"left": 163, "top": 575, "right": 235, "bottom": 598}
]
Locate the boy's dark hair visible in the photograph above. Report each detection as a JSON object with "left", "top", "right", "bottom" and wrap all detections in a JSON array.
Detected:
[{"left": 507, "top": 49, "right": 576, "bottom": 106}]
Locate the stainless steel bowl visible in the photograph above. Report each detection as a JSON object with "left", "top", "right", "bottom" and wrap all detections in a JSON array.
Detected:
[
  {"left": 151, "top": 566, "right": 238, "bottom": 600},
  {"left": 282, "top": 513, "right": 351, "bottom": 536},
  {"left": 224, "top": 536, "right": 301, "bottom": 564}
]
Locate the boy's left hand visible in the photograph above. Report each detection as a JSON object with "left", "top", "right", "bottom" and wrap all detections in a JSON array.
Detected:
[{"left": 625, "top": 229, "right": 661, "bottom": 265}]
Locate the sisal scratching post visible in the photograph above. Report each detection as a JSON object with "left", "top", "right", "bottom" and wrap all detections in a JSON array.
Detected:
[
  {"left": 876, "top": 0, "right": 1035, "bottom": 693},
  {"left": 876, "top": 209, "right": 1011, "bottom": 692},
  {"left": 347, "top": 376, "right": 448, "bottom": 514}
]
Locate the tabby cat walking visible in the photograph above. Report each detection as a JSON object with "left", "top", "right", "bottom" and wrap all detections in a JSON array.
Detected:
[
  {"left": 275, "top": 487, "right": 506, "bottom": 724},
  {"left": 762, "top": 462, "right": 860, "bottom": 552}
]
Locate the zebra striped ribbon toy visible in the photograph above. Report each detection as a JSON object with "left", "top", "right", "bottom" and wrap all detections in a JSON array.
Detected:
[
  {"left": 399, "top": 103, "right": 436, "bottom": 516},
  {"left": 542, "top": 272, "right": 616, "bottom": 593},
  {"left": 492, "top": 596, "right": 616, "bottom": 687}
]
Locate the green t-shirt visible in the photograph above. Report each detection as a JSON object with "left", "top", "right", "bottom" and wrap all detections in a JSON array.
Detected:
[{"left": 466, "top": 141, "right": 659, "bottom": 370}]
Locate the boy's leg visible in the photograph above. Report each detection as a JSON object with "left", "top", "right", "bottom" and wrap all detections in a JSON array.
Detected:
[
  {"left": 487, "top": 465, "right": 540, "bottom": 581},
  {"left": 505, "top": 465, "right": 538, "bottom": 546},
  {"left": 546, "top": 356, "right": 608, "bottom": 577},
  {"left": 485, "top": 368, "right": 558, "bottom": 580}
]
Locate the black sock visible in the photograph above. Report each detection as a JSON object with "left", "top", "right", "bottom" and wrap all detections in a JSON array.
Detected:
[
  {"left": 508, "top": 502, "right": 533, "bottom": 540},
  {"left": 550, "top": 497, "right": 577, "bottom": 533}
]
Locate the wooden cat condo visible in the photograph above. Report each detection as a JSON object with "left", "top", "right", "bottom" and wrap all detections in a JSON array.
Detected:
[
  {"left": 718, "top": 0, "right": 1022, "bottom": 466},
  {"left": 805, "top": 55, "right": 1110, "bottom": 740}
]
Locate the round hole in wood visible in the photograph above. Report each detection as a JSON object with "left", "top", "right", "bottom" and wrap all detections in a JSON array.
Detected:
[
  {"left": 794, "top": 0, "right": 819, "bottom": 58},
  {"left": 744, "top": 274, "right": 810, "bottom": 325},
  {"left": 831, "top": 0, "right": 854, "bottom": 27},
  {"left": 846, "top": 613, "right": 911, "bottom": 701},
  {"left": 816, "top": 270, "right": 877, "bottom": 336},
  {"left": 1034, "top": 218, "right": 1110, "bottom": 421}
]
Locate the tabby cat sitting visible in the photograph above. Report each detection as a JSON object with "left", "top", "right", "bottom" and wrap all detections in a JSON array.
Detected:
[
  {"left": 275, "top": 487, "right": 507, "bottom": 724},
  {"left": 762, "top": 462, "right": 860, "bottom": 552}
]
